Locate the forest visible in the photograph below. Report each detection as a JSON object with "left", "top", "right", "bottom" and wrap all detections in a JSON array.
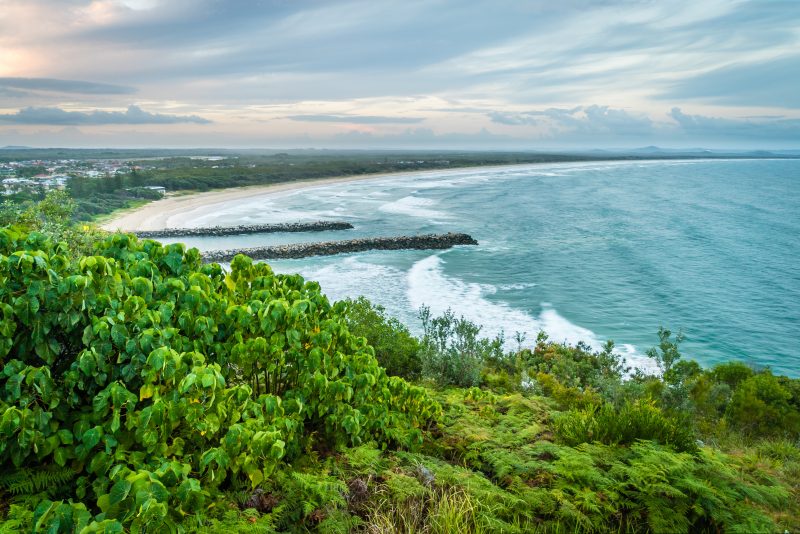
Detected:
[{"left": 1, "top": 149, "right": 699, "bottom": 221}]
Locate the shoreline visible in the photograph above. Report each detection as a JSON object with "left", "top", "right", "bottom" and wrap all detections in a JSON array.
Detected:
[
  {"left": 98, "top": 157, "right": 740, "bottom": 232},
  {"left": 101, "top": 172, "right": 406, "bottom": 231},
  {"left": 99, "top": 161, "right": 580, "bottom": 231}
]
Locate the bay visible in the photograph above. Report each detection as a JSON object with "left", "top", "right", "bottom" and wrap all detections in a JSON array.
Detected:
[{"left": 164, "top": 158, "right": 800, "bottom": 376}]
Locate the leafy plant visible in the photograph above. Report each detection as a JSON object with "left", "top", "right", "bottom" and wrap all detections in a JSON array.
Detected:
[
  {"left": 344, "top": 297, "right": 421, "bottom": 379},
  {"left": 646, "top": 327, "right": 685, "bottom": 377},
  {"left": 726, "top": 372, "right": 800, "bottom": 437},
  {"left": 418, "top": 307, "right": 503, "bottom": 388},
  {"left": 0, "top": 229, "right": 440, "bottom": 531},
  {"left": 555, "top": 400, "right": 698, "bottom": 452}
]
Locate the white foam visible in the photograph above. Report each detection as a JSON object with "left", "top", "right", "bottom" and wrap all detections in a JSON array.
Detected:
[
  {"left": 172, "top": 195, "right": 328, "bottom": 227},
  {"left": 407, "top": 254, "right": 546, "bottom": 343},
  {"left": 406, "top": 254, "right": 656, "bottom": 372},
  {"left": 498, "top": 282, "right": 538, "bottom": 291},
  {"left": 272, "top": 256, "right": 411, "bottom": 321},
  {"left": 378, "top": 195, "right": 450, "bottom": 220}
]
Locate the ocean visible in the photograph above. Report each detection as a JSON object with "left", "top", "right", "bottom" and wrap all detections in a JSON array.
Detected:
[{"left": 161, "top": 159, "right": 800, "bottom": 376}]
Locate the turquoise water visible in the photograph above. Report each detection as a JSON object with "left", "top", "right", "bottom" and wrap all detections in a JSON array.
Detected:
[{"left": 166, "top": 159, "right": 800, "bottom": 376}]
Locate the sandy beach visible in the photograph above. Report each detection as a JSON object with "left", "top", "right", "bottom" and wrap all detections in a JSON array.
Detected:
[
  {"left": 100, "top": 172, "right": 406, "bottom": 232},
  {"left": 99, "top": 163, "right": 543, "bottom": 232}
]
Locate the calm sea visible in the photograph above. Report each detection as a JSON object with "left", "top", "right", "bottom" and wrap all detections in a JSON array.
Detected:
[{"left": 162, "top": 159, "right": 800, "bottom": 376}]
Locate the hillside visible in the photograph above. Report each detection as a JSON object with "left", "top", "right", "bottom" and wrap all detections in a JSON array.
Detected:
[{"left": 0, "top": 194, "right": 798, "bottom": 533}]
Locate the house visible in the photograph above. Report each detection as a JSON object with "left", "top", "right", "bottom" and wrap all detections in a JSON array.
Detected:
[{"left": 144, "top": 186, "right": 166, "bottom": 196}]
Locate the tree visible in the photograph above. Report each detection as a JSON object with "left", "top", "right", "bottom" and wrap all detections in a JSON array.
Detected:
[
  {"left": 727, "top": 373, "right": 800, "bottom": 436},
  {"left": 647, "top": 327, "right": 684, "bottom": 378},
  {"left": 344, "top": 297, "right": 421, "bottom": 379}
]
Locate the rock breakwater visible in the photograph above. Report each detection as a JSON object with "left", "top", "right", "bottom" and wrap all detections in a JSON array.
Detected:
[
  {"left": 202, "top": 233, "right": 478, "bottom": 262},
  {"left": 136, "top": 221, "right": 353, "bottom": 238}
]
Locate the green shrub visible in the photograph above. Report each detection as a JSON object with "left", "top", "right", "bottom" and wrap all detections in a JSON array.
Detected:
[
  {"left": 418, "top": 307, "right": 503, "bottom": 388},
  {"left": 343, "top": 297, "right": 421, "bottom": 379},
  {"left": 533, "top": 372, "right": 601, "bottom": 409},
  {"left": 711, "top": 361, "right": 755, "bottom": 388},
  {"left": 646, "top": 327, "right": 684, "bottom": 377},
  {"left": 426, "top": 387, "right": 789, "bottom": 533},
  {"left": 518, "top": 333, "right": 629, "bottom": 405},
  {"left": 726, "top": 373, "right": 800, "bottom": 437},
  {"left": 555, "top": 400, "right": 697, "bottom": 453},
  {"left": 0, "top": 230, "right": 440, "bottom": 531}
]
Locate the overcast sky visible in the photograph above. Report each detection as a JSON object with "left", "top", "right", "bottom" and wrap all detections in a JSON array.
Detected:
[{"left": 0, "top": 0, "right": 798, "bottom": 149}]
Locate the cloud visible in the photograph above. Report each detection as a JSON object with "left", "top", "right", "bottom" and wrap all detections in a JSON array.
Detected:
[
  {"left": 488, "top": 111, "right": 539, "bottom": 126},
  {"left": 490, "top": 106, "right": 653, "bottom": 136},
  {"left": 0, "top": 87, "right": 30, "bottom": 98},
  {"left": 0, "top": 105, "right": 211, "bottom": 125},
  {"left": 330, "top": 127, "right": 519, "bottom": 149},
  {"left": 669, "top": 108, "right": 800, "bottom": 141},
  {"left": 1, "top": 1, "right": 799, "bottom": 147},
  {"left": 286, "top": 114, "right": 424, "bottom": 124},
  {"left": 487, "top": 106, "right": 800, "bottom": 147},
  {"left": 0, "top": 77, "right": 136, "bottom": 95},
  {"left": 657, "top": 55, "right": 800, "bottom": 109}
]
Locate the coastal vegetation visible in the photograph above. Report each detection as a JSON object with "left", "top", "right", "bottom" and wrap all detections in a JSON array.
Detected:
[
  {"left": 0, "top": 195, "right": 798, "bottom": 532},
  {"left": 0, "top": 149, "right": 668, "bottom": 221}
]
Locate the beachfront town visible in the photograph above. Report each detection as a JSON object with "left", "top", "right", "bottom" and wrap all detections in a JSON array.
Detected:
[{"left": 0, "top": 158, "right": 141, "bottom": 195}]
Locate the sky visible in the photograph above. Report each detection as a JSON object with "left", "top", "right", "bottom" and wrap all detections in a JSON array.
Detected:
[{"left": 0, "top": 0, "right": 798, "bottom": 149}]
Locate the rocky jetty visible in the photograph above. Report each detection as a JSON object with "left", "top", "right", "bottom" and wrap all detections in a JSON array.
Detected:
[
  {"left": 135, "top": 221, "right": 353, "bottom": 239},
  {"left": 202, "top": 233, "right": 478, "bottom": 262}
]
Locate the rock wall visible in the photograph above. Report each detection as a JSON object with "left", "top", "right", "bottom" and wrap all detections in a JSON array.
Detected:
[
  {"left": 136, "top": 221, "right": 354, "bottom": 238},
  {"left": 202, "top": 233, "right": 478, "bottom": 262}
]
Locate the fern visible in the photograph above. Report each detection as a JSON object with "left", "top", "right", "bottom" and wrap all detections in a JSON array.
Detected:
[
  {"left": 269, "top": 470, "right": 348, "bottom": 530},
  {"left": 0, "top": 505, "right": 34, "bottom": 533},
  {"left": 0, "top": 466, "right": 75, "bottom": 497},
  {"left": 195, "top": 509, "right": 276, "bottom": 534}
]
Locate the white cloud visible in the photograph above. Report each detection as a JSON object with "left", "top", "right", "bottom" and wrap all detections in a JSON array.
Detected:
[
  {"left": 0, "top": 105, "right": 211, "bottom": 125},
  {"left": 0, "top": 0, "right": 798, "bottom": 147}
]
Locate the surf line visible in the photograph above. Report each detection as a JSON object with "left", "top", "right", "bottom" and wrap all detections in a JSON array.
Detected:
[{"left": 202, "top": 233, "right": 478, "bottom": 262}]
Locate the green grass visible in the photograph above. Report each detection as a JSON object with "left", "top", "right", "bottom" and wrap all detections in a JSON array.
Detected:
[{"left": 90, "top": 198, "right": 152, "bottom": 224}]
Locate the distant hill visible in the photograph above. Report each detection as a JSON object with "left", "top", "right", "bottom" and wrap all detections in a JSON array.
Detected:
[
  {"left": 566, "top": 146, "right": 800, "bottom": 159},
  {"left": 0, "top": 146, "right": 797, "bottom": 162}
]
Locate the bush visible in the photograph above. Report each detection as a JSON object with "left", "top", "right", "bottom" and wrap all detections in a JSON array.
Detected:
[
  {"left": 519, "top": 333, "right": 628, "bottom": 401},
  {"left": 711, "top": 361, "right": 755, "bottom": 388},
  {"left": 1, "top": 192, "right": 105, "bottom": 257},
  {"left": 418, "top": 307, "right": 503, "bottom": 388},
  {"left": 0, "top": 230, "right": 440, "bottom": 531},
  {"left": 726, "top": 373, "right": 800, "bottom": 437},
  {"left": 533, "top": 372, "right": 601, "bottom": 409},
  {"left": 555, "top": 401, "right": 698, "bottom": 453},
  {"left": 343, "top": 297, "right": 421, "bottom": 380}
]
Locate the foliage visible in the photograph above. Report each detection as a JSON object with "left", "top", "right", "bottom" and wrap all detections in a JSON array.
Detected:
[
  {"left": 1, "top": 209, "right": 798, "bottom": 532},
  {"left": 0, "top": 505, "right": 33, "bottom": 532},
  {"left": 726, "top": 372, "right": 800, "bottom": 436},
  {"left": 344, "top": 297, "right": 421, "bottom": 380},
  {"left": 554, "top": 400, "right": 697, "bottom": 452},
  {"left": 524, "top": 333, "right": 629, "bottom": 390},
  {"left": 418, "top": 306, "right": 504, "bottom": 388},
  {"left": 0, "top": 229, "right": 439, "bottom": 531},
  {"left": 646, "top": 326, "right": 684, "bottom": 376},
  {"left": 515, "top": 332, "right": 631, "bottom": 408},
  {"left": 0, "top": 191, "right": 105, "bottom": 258},
  {"left": 0, "top": 466, "right": 75, "bottom": 497},
  {"left": 416, "top": 388, "right": 789, "bottom": 533}
]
